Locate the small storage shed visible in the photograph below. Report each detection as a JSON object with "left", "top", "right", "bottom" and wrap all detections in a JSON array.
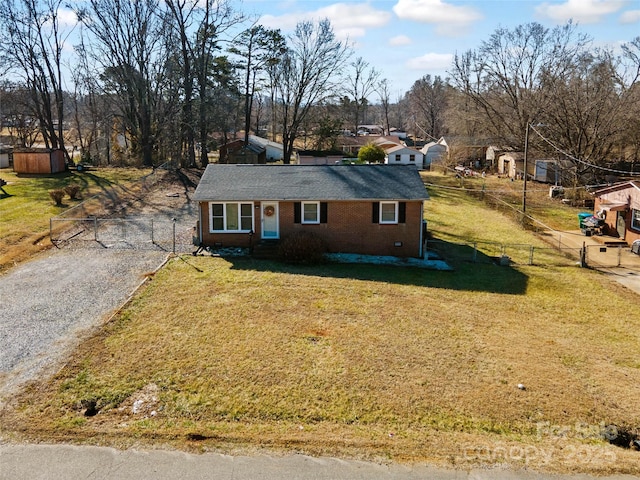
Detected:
[
  {"left": 0, "top": 147, "right": 11, "bottom": 169},
  {"left": 13, "top": 148, "right": 66, "bottom": 174}
]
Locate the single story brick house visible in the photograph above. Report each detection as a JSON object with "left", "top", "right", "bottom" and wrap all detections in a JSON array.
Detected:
[
  {"left": 593, "top": 180, "right": 640, "bottom": 246},
  {"left": 193, "top": 164, "right": 429, "bottom": 258}
]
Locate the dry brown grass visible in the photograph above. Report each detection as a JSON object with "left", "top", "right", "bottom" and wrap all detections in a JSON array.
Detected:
[
  {"left": 3, "top": 255, "right": 640, "bottom": 474},
  {"left": 2, "top": 169, "right": 640, "bottom": 474}
]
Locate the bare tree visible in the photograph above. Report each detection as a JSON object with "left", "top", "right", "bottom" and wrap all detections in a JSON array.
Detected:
[
  {"left": 406, "top": 75, "right": 448, "bottom": 141},
  {"left": 0, "top": 0, "right": 75, "bottom": 156},
  {"left": 450, "top": 22, "right": 590, "bottom": 147},
  {"left": 538, "top": 49, "right": 630, "bottom": 181},
  {"left": 0, "top": 81, "right": 40, "bottom": 147},
  {"left": 75, "top": 0, "right": 164, "bottom": 166},
  {"left": 192, "top": 0, "right": 244, "bottom": 166},
  {"left": 163, "top": 0, "right": 199, "bottom": 167},
  {"left": 376, "top": 78, "right": 392, "bottom": 135},
  {"left": 344, "top": 57, "right": 379, "bottom": 135},
  {"left": 271, "top": 19, "right": 351, "bottom": 164}
]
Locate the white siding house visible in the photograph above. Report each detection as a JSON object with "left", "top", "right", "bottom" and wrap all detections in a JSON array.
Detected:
[{"left": 384, "top": 145, "right": 425, "bottom": 169}]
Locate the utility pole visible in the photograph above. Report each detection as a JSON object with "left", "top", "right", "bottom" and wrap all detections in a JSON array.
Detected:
[{"left": 523, "top": 123, "right": 530, "bottom": 213}]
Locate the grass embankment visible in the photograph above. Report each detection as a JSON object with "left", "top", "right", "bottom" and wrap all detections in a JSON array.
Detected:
[
  {"left": 0, "top": 167, "right": 153, "bottom": 273},
  {"left": 3, "top": 171, "right": 640, "bottom": 474}
]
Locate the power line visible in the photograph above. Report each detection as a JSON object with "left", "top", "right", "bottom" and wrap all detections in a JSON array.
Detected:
[{"left": 529, "top": 124, "right": 640, "bottom": 177}]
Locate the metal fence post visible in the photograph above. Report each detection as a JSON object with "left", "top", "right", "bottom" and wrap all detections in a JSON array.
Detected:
[
  {"left": 150, "top": 218, "right": 154, "bottom": 244},
  {"left": 172, "top": 218, "right": 176, "bottom": 254},
  {"left": 529, "top": 246, "right": 534, "bottom": 265},
  {"left": 94, "top": 216, "right": 98, "bottom": 241}
]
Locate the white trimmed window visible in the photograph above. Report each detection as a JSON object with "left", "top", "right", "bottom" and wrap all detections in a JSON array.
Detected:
[
  {"left": 380, "top": 201, "right": 398, "bottom": 224},
  {"left": 210, "top": 202, "right": 254, "bottom": 232},
  {"left": 302, "top": 201, "right": 320, "bottom": 224},
  {"left": 632, "top": 209, "right": 640, "bottom": 231}
]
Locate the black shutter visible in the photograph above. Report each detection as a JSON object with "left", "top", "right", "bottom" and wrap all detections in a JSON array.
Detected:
[
  {"left": 294, "top": 202, "right": 301, "bottom": 223},
  {"left": 398, "top": 202, "right": 406, "bottom": 223},
  {"left": 372, "top": 202, "right": 379, "bottom": 223},
  {"left": 320, "top": 202, "right": 328, "bottom": 223}
]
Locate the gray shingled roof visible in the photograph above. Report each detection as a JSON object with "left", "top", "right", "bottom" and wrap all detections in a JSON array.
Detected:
[{"left": 193, "top": 164, "right": 429, "bottom": 202}]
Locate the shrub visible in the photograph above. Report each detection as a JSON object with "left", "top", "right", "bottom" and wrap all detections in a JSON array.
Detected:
[
  {"left": 49, "top": 189, "right": 65, "bottom": 206},
  {"left": 357, "top": 143, "right": 386, "bottom": 164},
  {"left": 278, "top": 231, "right": 327, "bottom": 264},
  {"left": 64, "top": 184, "right": 81, "bottom": 200}
]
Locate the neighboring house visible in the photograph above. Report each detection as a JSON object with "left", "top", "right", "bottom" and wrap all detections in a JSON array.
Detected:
[
  {"left": 13, "top": 148, "right": 65, "bottom": 174},
  {"left": 219, "top": 139, "right": 266, "bottom": 164},
  {"left": 420, "top": 137, "right": 448, "bottom": 170},
  {"left": 384, "top": 145, "right": 425, "bottom": 170},
  {"left": 373, "top": 136, "right": 404, "bottom": 151},
  {"left": 297, "top": 150, "right": 345, "bottom": 165},
  {"left": 193, "top": 164, "right": 429, "bottom": 258},
  {"left": 357, "top": 124, "right": 384, "bottom": 136},
  {"left": 389, "top": 128, "right": 408, "bottom": 139},
  {"left": 336, "top": 136, "right": 374, "bottom": 156},
  {"left": 593, "top": 181, "right": 640, "bottom": 246},
  {"left": 248, "top": 135, "right": 284, "bottom": 162},
  {"left": 219, "top": 135, "right": 284, "bottom": 164}
]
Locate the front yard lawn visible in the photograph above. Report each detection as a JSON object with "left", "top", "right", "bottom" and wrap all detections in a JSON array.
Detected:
[{"left": 3, "top": 171, "right": 640, "bottom": 475}]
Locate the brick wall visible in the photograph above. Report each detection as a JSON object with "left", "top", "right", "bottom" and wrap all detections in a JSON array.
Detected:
[{"left": 198, "top": 200, "right": 424, "bottom": 257}]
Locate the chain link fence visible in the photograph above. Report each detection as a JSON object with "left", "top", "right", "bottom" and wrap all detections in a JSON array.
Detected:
[
  {"left": 50, "top": 216, "right": 195, "bottom": 253},
  {"left": 426, "top": 238, "right": 584, "bottom": 267},
  {"left": 585, "top": 244, "right": 640, "bottom": 269},
  {"left": 49, "top": 164, "right": 197, "bottom": 254},
  {"left": 426, "top": 237, "right": 640, "bottom": 268}
]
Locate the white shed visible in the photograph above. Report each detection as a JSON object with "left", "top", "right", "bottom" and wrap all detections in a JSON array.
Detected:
[
  {"left": 248, "top": 135, "right": 284, "bottom": 162},
  {"left": 420, "top": 137, "right": 448, "bottom": 170},
  {"left": 0, "top": 147, "right": 11, "bottom": 168}
]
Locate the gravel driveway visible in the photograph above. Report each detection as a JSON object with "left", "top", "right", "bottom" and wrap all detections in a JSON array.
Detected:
[
  {"left": 0, "top": 249, "right": 168, "bottom": 396},
  {"left": 0, "top": 169, "right": 200, "bottom": 398}
]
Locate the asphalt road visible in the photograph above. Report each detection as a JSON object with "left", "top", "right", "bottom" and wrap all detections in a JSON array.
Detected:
[{"left": 2, "top": 443, "right": 639, "bottom": 480}]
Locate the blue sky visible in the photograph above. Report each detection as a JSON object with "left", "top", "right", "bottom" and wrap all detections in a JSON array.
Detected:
[{"left": 243, "top": 0, "right": 640, "bottom": 97}]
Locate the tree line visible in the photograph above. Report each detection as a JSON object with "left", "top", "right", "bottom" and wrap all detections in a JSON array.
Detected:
[{"left": 1, "top": 0, "right": 639, "bottom": 181}]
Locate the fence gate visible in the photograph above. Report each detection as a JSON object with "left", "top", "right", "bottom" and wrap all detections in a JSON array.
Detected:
[{"left": 585, "top": 244, "right": 640, "bottom": 269}]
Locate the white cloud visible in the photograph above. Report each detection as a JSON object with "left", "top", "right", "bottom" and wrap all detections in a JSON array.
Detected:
[
  {"left": 56, "top": 7, "right": 79, "bottom": 27},
  {"left": 535, "top": 0, "right": 626, "bottom": 24},
  {"left": 392, "top": 0, "right": 483, "bottom": 36},
  {"left": 259, "top": 3, "right": 391, "bottom": 40},
  {"left": 389, "top": 35, "right": 412, "bottom": 46},
  {"left": 406, "top": 52, "right": 453, "bottom": 71},
  {"left": 619, "top": 9, "right": 640, "bottom": 24}
]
